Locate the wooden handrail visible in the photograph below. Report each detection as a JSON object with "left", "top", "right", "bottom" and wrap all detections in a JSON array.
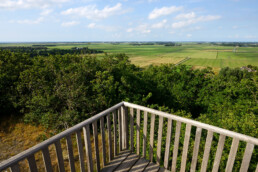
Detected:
[{"left": 0, "top": 101, "right": 257, "bottom": 172}]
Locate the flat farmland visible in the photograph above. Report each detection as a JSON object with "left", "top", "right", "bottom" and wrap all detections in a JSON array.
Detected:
[{"left": 1, "top": 42, "right": 257, "bottom": 68}]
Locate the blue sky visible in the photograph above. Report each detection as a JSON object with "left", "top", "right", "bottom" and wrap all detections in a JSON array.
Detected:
[{"left": 0, "top": 0, "right": 257, "bottom": 42}]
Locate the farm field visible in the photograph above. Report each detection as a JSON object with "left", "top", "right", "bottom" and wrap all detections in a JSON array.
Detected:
[{"left": 0, "top": 42, "right": 257, "bottom": 68}]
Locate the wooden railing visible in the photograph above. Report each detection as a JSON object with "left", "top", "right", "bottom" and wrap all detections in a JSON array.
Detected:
[{"left": 0, "top": 102, "right": 257, "bottom": 172}]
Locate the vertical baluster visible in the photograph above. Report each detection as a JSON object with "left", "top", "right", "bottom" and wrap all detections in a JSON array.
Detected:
[
  {"left": 66, "top": 135, "right": 76, "bottom": 172},
  {"left": 113, "top": 111, "right": 118, "bottom": 156},
  {"left": 212, "top": 134, "right": 226, "bottom": 172},
  {"left": 10, "top": 163, "right": 20, "bottom": 172},
  {"left": 118, "top": 108, "right": 122, "bottom": 152},
  {"left": 100, "top": 117, "right": 107, "bottom": 166},
  {"left": 164, "top": 119, "right": 173, "bottom": 169},
  {"left": 157, "top": 116, "right": 164, "bottom": 165},
  {"left": 130, "top": 108, "right": 134, "bottom": 152},
  {"left": 83, "top": 125, "right": 93, "bottom": 172},
  {"left": 142, "top": 111, "right": 148, "bottom": 158},
  {"left": 54, "top": 140, "right": 65, "bottom": 172},
  {"left": 76, "top": 130, "right": 86, "bottom": 172},
  {"left": 93, "top": 121, "right": 100, "bottom": 171},
  {"left": 171, "top": 121, "right": 181, "bottom": 172},
  {"left": 180, "top": 124, "right": 192, "bottom": 172},
  {"left": 190, "top": 127, "right": 202, "bottom": 172},
  {"left": 200, "top": 130, "right": 213, "bottom": 172},
  {"left": 27, "top": 154, "right": 38, "bottom": 172},
  {"left": 225, "top": 138, "right": 239, "bottom": 172},
  {"left": 107, "top": 114, "right": 113, "bottom": 161},
  {"left": 136, "top": 109, "right": 141, "bottom": 155},
  {"left": 240, "top": 143, "right": 254, "bottom": 172},
  {"left": 42, "top": 147, "right": 53, "bottom": 172},
  {"left": 256, "top": 164, "right": 258, "bottom": 172},
  {"left": 149, "top": 113, "right": 155, "bottom": 162},
  {"left": 121, "top": 106, "right": 125, "bottom": 149},
  {"left": 124, "top": 106, "right": 129, "bottom": 149}
]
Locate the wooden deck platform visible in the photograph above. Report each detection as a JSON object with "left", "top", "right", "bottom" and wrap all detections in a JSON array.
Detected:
[{"left": 101, "top": 150, "right": 166, "bottom": 172}]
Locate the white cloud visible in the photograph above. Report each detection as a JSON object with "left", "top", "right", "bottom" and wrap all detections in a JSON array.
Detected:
[
  {"left": 148, "top": 6, "right": 183, "bottom": 19},
  {"left": 61, "top": 3, "right": 123, "bottom": 20},
  {"left": 13, "top": 17, "right": 44, "bottom": 24},
  {"left": 61, "top": 21, "right": 79, "bottom": 27},
  {"left": 151, "top": 19, "right": 167, "bottom": 29},
  {"left": 87, "top": 23, "right": 96, "bottom": 28},
  {"left": 172, "top": 15, "right": 221, "bottom": 28},
  {"left": 175, "top": 12, "right": 196, "bottom": 20},
  {"left": 40, "top": 9, "right": 53, "bottom": 16},
  {"left": 0, "top": 0, "right": 69, "bottom": 10},
  {"left": 187, "top": 34, "right": 192, "bottom": 37},
  {"left": 126, "top": 28, "right": 133, "bottom": 32}
]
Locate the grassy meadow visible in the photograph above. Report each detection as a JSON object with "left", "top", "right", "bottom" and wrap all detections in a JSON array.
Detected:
[{"left": 1, "top": 42, "right": 257, "bottom": 68}]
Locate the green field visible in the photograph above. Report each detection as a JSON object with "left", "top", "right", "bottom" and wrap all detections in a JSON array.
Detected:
[{"left": 1, "top": 42, "right": 257, "bottom": 68}]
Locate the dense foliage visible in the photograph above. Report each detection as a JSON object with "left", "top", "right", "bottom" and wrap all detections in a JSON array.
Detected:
[{"left": 0, "top": 50, "right": 257, "bottom": 170}]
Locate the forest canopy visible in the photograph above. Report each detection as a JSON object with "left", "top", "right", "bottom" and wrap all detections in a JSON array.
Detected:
[{"left": 0, "top": 49, "right": 257, "bottom": 138}]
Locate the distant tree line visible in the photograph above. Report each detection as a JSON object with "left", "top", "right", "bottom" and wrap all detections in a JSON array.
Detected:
[
  {"left": 0, "top": 46, "right": 103, "bottom": 57},
  {"left": 211, "top": 42, "right": 258, "bottom": 47}
]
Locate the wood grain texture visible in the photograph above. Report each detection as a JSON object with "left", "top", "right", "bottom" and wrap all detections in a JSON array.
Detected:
[
  {"left": 240, "top": 143, "right": 254, "bottom": 172},
  {"left": 149, "top": 113, "right": 155, "bottom": 162},
  {"left": 190, "top": 127, "right": 202, "bottom": 172},
  {"left": 83, "top": 125, "right": 93, "bottom": 172},
  {"left": 180, "top": 124, "right": 192, "bottom": 172},
  {"left": 76, "top": 130, "right": 86, "bottom": 172},
  {"left": 212, "top": 134, "right": 226, "bottom": 172},
  {"left": 107, "top": 114, "right": 113, "bottom": 161},
  {"left": 136, "top": 109, "right": 141, "bottom": 155},
  {"left": 130, "top": 108, "right": 134, "bottom": 152},
  {"left": 93, "top": 121, "right": 101, "bottom": 171},
  {"left": 54, "top": 140, "right": 65, "bottom": 172},
  {"left": 42, "top": 147, "right": 53, "bottom": 172},
  {"left": 66, "top": 135, "right": 76, "bottom": 172},
  {"left": 164, "top": 119, "right": 172, "bottom": 169},
  {"left": 156, "top": 116, "right": 164, "bottom": 166},
  {"left": 225, "top": 138, "right": 239, "bottom": 172},
  {"left": 171, "top": 121, "right": 181, "bottom": 172},
  {"left": 143, "top": 111, "right": 148, "bottom": 158},
  {"left": 200, "top": 130, "right": 213, "bottom": 172},
  {"left": 100, "top": 117, "right": 107, "bottom": 166}
]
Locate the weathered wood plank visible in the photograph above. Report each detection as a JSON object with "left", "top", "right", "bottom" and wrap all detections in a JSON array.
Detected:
[
  {"left": 118, "top": 108, "right": 122, "bottom": 152},
  {"left": 76, "top": 130, "right": 86, "bottom": 172},
  {"left": 256, "top": 164, "right": 258, "bottom": 172},
  {"left": 240, "top": 143, "right": 254, "bottom": 172},
  {"left": 129, "top": 158, "right": 149, "bottom": 172},
  {"left": 225, "top": 138, "right": 239, "bottom": 172},
  {"left": 83, "top": 125, "right": 93, "bottom": 172},
  {"left": 136, "top": 109, "right": 141, "bottom": 155},
  {"left": 42, "top": 147, "right": 53, "bottom": 172},
  {"left": 27, "top": 155, "right": 38, "bottom": 172},
  {"left": 212, "top": 134, "right": 226, "bottom": 172},
  {"left": 113, "top": 111, "right": 118, "bottom": 157},
  {"left": 164, "top": 119, "right": 172, "bottom": 169},
  {"left": 171, "top": 121, "right": 181, "bottom": 172},
  {"left": 157, "top": 116, "right": 164, "bottom": 165},
  {"left": 121, "top": 106, "right": 126, "bottom": 150},
  {"left": 200, "top": 130, "right": 213, "bottom": 172},
  {"left": 100, "top": 117, "right": 107, "bottom": 166},
  {"left": 130, "top": 108, "right": 134, "bottom": 152},
  {"left": 54, "top": 140, "right": 65, "bottom": 172},
  {"left": 107, "top": 114, "right": 113, "bottom": 161},
  {"left": 66, "top": 134, "right": 76, "bottom": 172},
  {"left": 100, "top": 150, "right": 131, "bottom": 172},
  {"left": 149, "top": 113, "right": 155, "bottom": 162},
  {"left": 93, "top": 121, "right": 101, "bottom": 172},
  {"left": 143, "top": 111, "right": 148, "bottom": 158},
  {"left": 180, "top": 124, "right": 192, "bottom": 172},
  {"left": 190, "top": 127, "right": 202, "bottom": 172},
  {"left": 10, "top": 163, "right": 20, "bottom": 172},
  {"left": 144, "top": 162, "right": 160, "bottom": 172},
  {"left": 114, "top": 153, "right": 139, "bottom": 172}
]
